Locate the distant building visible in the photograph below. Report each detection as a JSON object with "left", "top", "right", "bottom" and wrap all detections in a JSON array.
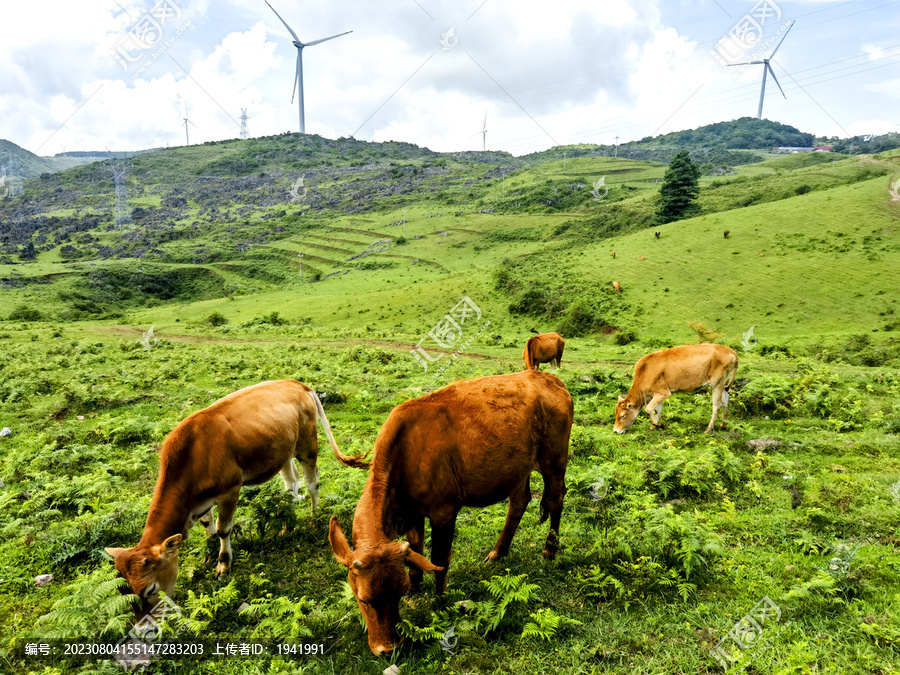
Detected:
[
  {"left": 772, "top": 146, "right": 816, "bottom": 153},
  {"left": 814, "top": 145, "right": 834, "bottom": 152}
]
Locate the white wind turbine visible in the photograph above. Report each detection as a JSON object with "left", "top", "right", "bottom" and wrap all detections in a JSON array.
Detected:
[
  {"left": 728, "top": 20, "right": 795, "bottom": 120},
  {"left": 480, "top": 111, "right": 487, "bottom": 151},
  {"left": 181, "top": 103, "right": 198, "bottom": 146},
  {"left": 265, "top": 1, "right": 351, "bottom": 134}
]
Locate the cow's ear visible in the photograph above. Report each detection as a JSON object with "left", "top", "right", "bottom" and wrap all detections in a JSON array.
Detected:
[
  {"left": 617, "top": 396, "right": 625, "bottom": 403},
  {"left": 329, "top": 516, "right": 353, "bottom": 567},
  {"left": 157, "top": 534, "right": 182, "bottom": 561},
  {"left": 105, "top": 547, "right": 129, "bottom": 561},
  {"left": 403, "top": 544, "right": 443, "bottom": 573}
]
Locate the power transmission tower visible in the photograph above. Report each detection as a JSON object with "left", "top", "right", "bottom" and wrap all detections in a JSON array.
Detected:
[
  {"left": 110, "top": 155, "right": 133, "bottom": 230},
  {"left": 240, "top": 108, "right": 249, "bottom": 140}
]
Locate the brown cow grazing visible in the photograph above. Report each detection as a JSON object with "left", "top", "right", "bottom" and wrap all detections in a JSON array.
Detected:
[
  {"left": 329, "top": 371, "right": 573, "bottom": 656},
  {"left": 611, "top": 251, "right": 616, "bottom": 258},
  {"left": 724, "top": 230, "right": 730, "bottom": 238},
  {"left": 612, "top": 281, "right": 621, "bottom": 293},
  {"left": 523, "top": 332, "right": 565, "bottom": 370},
  {"left": 638, "top": 256, "right": 646, "bottom": 261},
  {"left": 106, "top": 380, "right": 368, "bottom": 616},
  {"left": 614, "top": 344, "right": 738, "bottom": 434}
]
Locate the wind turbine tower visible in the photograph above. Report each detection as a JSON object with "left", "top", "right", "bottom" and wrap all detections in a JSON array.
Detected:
[
  {"left": 265, "top": 0, "right": 351, "bottom": 134},
  {"left": 240, "top": 108, "right": 250, "bottom": 140},
  {"left": 728, "top": 21, "right": 795, "bottom": 119},
  {"left": 181, "top": 103, "right": 198, "bottom": 145},
  {"left": 480, "top": 111, "right": 487, "bottom": 151}
]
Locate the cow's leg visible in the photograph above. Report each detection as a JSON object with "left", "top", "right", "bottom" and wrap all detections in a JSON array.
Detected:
[
  {"left": 197, "top": 507, "right": 216, "bottom": 537},
  {"left": 279, "top": 458, "right": 303, "bottom": 502},
  {"left": 486, "top": 476, "right": 531, "bottom": 562},
  {"left": 299, "top": 462, "right": 320, "bottom": 512},
  {"left": 429, "top": 512, "right": 458, "bottom": 595},
  {"left": 707, "top": 385, "right": 726, "bottom": 433},
  {"left": 406, "top": 517, "right": 426, "bottom": 592},
  {"left": 539, "top": 471, "right": 567, "bottom": 560},
  {"left": 214, "top": 487, "right": 241, "bottom": 578},
  {"left": 645, "top": 392, "right": 669, "bottom": 427}
]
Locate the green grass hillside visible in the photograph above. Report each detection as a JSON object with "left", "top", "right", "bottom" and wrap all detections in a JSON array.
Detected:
[{"left": 1, "top": 130, "right": 900, "bottom": 675}]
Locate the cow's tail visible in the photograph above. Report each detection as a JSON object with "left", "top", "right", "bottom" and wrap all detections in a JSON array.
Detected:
[
  {"left": 311, "top": 392, "right": 370, "bottom": 469},
  {"left": 523, "top": 337, "right": 536, "bottom": 370}
]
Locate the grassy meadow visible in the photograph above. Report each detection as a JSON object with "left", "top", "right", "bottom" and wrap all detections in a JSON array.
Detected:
[{"left": 1, "top": 134, "right": 899, "bottom": 674}]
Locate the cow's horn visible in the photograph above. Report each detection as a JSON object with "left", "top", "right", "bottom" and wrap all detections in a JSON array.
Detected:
[
  {"left": 400, "top": 542, "right": 410, "bottom": 554},
  {"left": 352, "top": 560, "right": 364, "bottom": 569}
]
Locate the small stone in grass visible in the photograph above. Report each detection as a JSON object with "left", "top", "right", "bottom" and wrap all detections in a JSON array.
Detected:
[{"left": 34, "top": 574, "right": 53, "bottom": 587}]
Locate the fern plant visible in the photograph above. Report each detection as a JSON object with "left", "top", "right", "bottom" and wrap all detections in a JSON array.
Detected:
[
  {"left": 473, "top": 571, "right": 540, "bottom": 636},
  {"left": 242, "top": 595, "right": 314, "bottom": 639},
  {"left": 33, "top": 568, "right": 134, "bottom": 639},
  {"left": 520, "top": 608, "right": 582, "bottom": 641}
]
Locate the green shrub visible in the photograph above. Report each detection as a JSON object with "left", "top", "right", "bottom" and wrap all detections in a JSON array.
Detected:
[
  {"left": 205, "top": 311, "right": 228, "bottom": 326},
  {"left": 8, "top": 305, "right": 42, "bottom": 321}
]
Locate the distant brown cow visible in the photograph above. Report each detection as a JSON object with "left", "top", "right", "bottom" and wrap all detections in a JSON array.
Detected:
[
  {"left": 329, "top": 371, "right": 573, "bottom": 655},
  {"left": 655, "top": 231, "right": 661, "bottom": 239},
  {"left": 612, "top": 281, "right": 621, "bottom": 293},
  {"left": 106, "top": 380, "right": 368, "bottom": 617},
  {"left": 611, "top": 251, "right": 616, "bottom": 258},
  {"left": 638, "top": 256, "right": 645, "bottom": 261},
  {"left": 523, "top": 332, "right": 565, "bottom": 370},
  {"left": 724, "top": 230, "right": 730, "bottom": 238},
  {"left": 614, "top": 344, "right": 738, "bottom": 434}
]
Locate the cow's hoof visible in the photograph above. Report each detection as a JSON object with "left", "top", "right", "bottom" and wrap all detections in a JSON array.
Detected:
[
  {"left": 215, "top": 563, "right": 230, "bottom": 578},
  {"left": 484, "top": 550, "right": 503, "bottom": 562},
  {"left": 542, "top": 548, "right": 557, "bottom": 560}
]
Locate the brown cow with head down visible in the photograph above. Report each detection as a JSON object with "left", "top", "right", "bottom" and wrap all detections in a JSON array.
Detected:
[
  {"left": 614, "top": 344, "right": 738, "bottom": 434},
  {"left": 329, "top": 370, "right": 573, "bottom": 656},
  {"left": 105, "top": 380, "right": 368, "bottom": 617},
  {"left": 523, "top": 331, "right": 565, "bottom": 370}
]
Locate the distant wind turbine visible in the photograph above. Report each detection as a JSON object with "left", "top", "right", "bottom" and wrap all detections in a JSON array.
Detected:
[
  {"left": 480, "top": 111, "right": 487, "bottom": 151},
  {"left": 728, "top": 20, "right": 795, "bottom": 119},
  {"left": 265, "top": 0, "right": 351, "bottom": 134},
  {"left": 181, "top": 104, "right": 198, "bottom": 146}
]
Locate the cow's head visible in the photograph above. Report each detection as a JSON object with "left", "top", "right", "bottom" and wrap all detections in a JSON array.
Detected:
[
  {"left": 329, "top": 516, "right": 442, "bottom": 656},
  {"left": 614, "top": 395, "right": 640, "bottom": 433},
  {"left": 105, "top": 535, "right": 182, "bottom": 616}
]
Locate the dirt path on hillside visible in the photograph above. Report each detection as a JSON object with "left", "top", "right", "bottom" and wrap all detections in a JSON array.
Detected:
[{"left": 87, "top": 325, "right": 490, "bottom": 358}]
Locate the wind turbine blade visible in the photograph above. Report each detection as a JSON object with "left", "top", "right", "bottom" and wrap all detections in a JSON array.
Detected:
[
  {"left": 767, "top": 64, "right": 786, "bottom": 98},
  {"left": 189, "top": 120, "right": 199, "bottom": 129},
  {"left": 290, "top": 49, "right": 300, "bottom": 103},
  {"left": 727, "top": 61, "right": 764, "bottom": 66},
  {"left": 768, "top": 20, "right": 795, "bottom": 60},
  {"left": 303, "top": 30, "right": 352, "bottom": 47},
  {"left": 265, "top": 0, "right": 300, "bottom": 42}
]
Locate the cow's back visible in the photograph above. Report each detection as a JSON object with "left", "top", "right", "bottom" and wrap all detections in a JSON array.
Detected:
[
  {"left": 378, "top": 371, "right": 572, "bottom": 510},
  {"left": 634, "top": 344, "right": 737, "bottom": 394},
  {"left": 163, "top": 380, "right": 315, "bottom": 486}
]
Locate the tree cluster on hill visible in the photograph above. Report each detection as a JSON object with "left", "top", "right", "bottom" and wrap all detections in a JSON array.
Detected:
[
  {"left": 641, "top": 117, "right": 813, "bottom": 149},
  {"left": 826, "top": 133, "right": 900, "bottom": 155}
]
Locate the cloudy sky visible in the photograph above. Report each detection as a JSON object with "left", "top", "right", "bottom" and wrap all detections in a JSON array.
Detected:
[{"left": 1, "top": 0, "right": 898, "bottom": 157}]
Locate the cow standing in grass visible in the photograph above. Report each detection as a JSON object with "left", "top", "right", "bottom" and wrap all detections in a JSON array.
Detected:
[
  {"left": 614, "top": 344, "right": 738, "bottom": 434},
  {"left": 523, "top": 331, "right": 565, "bottom": 370},
  {"left": 329, "top": 370, "right": 573, "bottom": 655},
  {"left": 106, "top": 380, "right": 368, "bottom": 616}
]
